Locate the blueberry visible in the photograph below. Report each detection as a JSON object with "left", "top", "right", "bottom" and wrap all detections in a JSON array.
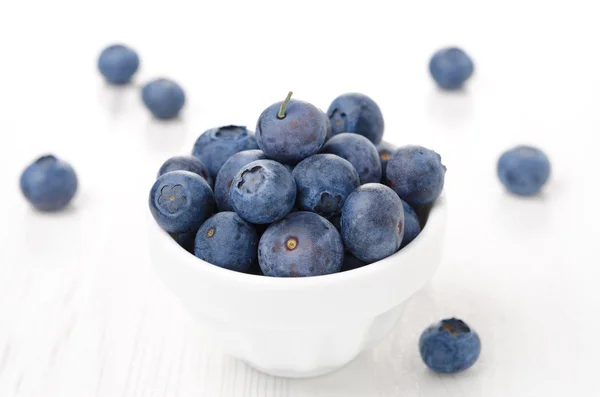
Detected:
[
  {"left": 419, "top": 318, "right": 481, "bottom": 374},
  {"left": 386, "top": 145, "right": 446, "bottom": 206},
  {"left": 230, "top": 160, "right": 296, "bottom": 224},
  {"left": 376, "top": 141, "right": 396, "bottom": 183},
  {"left": 429, "top": 47, "right": 474, "bottom": 90},
  {"left": 158, "top": 156, "right": 213, "bottom": 188},
  {"left": 141, "top": 78, "right": 185, "bottom": 120},
  {"left": 258, "top": 212, "right": 343, "bottom": 277},
  {"left": 292, "top": 154, "right": 360, "bottom": 217},
  {"left": 192, "top": 125, "right": 259, "bottom": 178},
  {"left": 20, "top": 155, "right": 78, "bottom": 212},
  {"left": 149, "top": 171, "right": 216, "bottom": 233},
  {"left": 214, "top": 150, "right": 267, "bottom": 211},
  {"left": 256, "top": 92, "right": 328, "bottom": 164},
  {"left": 194, "top": 212, "right": 259, "bottom": 272},
  {"left": 320, "top": 133, "right": 382, "bottom": 184},
  {"left": 97, "top": 44, "right": 139, "bottom": 85},
  {"left": 341, "top": 183, "right": 404, "bottom": 262},
  {"left": 401, "top": 199, "right": 421, "bottom": 248},
  {"left": 327, "top": 93, "right": 384, "bottom": 144},
  {"left": 340, "top": 254, "right": 367, "bottom": 272},
  {"left": 497, "top": 145, "right": 551, "bottom": 196},
  {"left": 169, "top": 231, "right": 196, "bottom": 253}
]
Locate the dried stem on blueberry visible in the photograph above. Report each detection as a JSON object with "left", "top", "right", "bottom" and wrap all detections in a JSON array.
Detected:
[{"left": 277, "top": 91, "right": 293, "bottom": 119}]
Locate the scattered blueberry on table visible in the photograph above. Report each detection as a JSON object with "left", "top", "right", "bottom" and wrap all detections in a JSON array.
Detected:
[
  {"left": 327, "top": 93, "right": 384, "bottom": 144},
  {"left": 341, "top": 183, "right": 404, "bottom": 262},
  {"left": 419, "top": 318, "right": 481, "bottom": 374},
  {"left": 497, "top": 145, "right": 551, "bottom": 196},
  {"left": 292, "top": 154, "right": 360, "bottom": 218},
  {"left": 429, "top": 47, "right": 474, "bottom": 90},
  {"left": 230, "top": 160, "right": 296, "bottom": 224},
  {"left": 386, "top": 145, "right": 446, "bottom": 206},
  {"left": 194, "top": 212, "right": 259, "bottom": 272},
  {"left": 258, "top": 211, "right": 344, "bottom": 277},
  {"left": 158, "top": 155, "right": 213, "bottom": 187},
  {"left": 214, "top": 150, "right": 267, "bottom": 212},
  {"left": 320, "top": 133, "right": 382, "bottom": 184},
  {"left": 192, "top": 125, "right": 259, "bottom": 178},
  {"left": 141, "top": 78, "right": 186, "bottom": 120},
  {"left": 20, "top": 154, "right": 78, "bottom": 212},
  {"left": 256, "top": 92, "right": 328, "bottom": 164},
  {"left": 148, "top": 170, "right": 215, "bottom": 233},
  {"left": 98, "top": 44, "right": 140, "bottom": 85}
]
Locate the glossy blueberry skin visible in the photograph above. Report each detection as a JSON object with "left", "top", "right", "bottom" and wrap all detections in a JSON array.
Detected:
[
  {"left": 214, "top": 150, "right": 266, "bottom": 211},
  {"left": 386, "top": 145, "right": 446, "bottom": 206},
  {"left": 341, "top": 254, "right": 367, "bottom": 272},
  {"left": 20, "top": 155, "right": 78, "bottom": 212},
  {"left": 97, "top": 44, "right": 139, "bottom": 85},
  {"left": 230, "top": 160, "right": 296, "bottom": 224},
  {"left": 341, "top": 183, "right": 404, "bottom": 262},
  {"left": 149, "top": 171, "right": 216, "bottom": 233},
  {"left": 169, "top": 231, "right": 196, "bottom": 253},
  {"left": 256, "top": 99, "right": 328, "bottom": 164},
  {"left": 194, "top": 212, "right": 258, "bottom": 272},
  {"left": 158, "top": 156, "right": 213, "bottom": 188},
  {"left": 401, "top": 200, "right": 421, "bottom": 248},
  {"left": 419, "top": 318, "right": 481, "bottom": 374},
  {"left": 429, "top": 47, "right": 474, "bottom": 90},
  {"left": 497, "top": 145, "right": 551, "bottom": 196},
  {"left": 320, "top": 133, "right": 382, "bottom": 184},
  {"left": 141, "top": 78, "right": 185, "bottom": 120},
  {"left": 327, "top": 93, "right": 384, "bottom": 144},
  {"left": 258, "top": 211, "right": 343, "bottom": 277},
  {"left": 376, "top": 141, "right": 396, "bottom": 183},
  {"left": 192, "top": 125, "right": 259, "bottom": 178},
  {"left": 292, "top": 154, "right": 360, "bottom": 218}
]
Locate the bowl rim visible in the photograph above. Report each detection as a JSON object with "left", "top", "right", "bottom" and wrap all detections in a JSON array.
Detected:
[{"left": 149, "top": 193, "right": 447, "bottom": 292}]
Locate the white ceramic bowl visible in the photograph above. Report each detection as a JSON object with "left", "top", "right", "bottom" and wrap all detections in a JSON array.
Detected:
[{"left": 148, "top": 195, "right": 447, "bottom": 378}]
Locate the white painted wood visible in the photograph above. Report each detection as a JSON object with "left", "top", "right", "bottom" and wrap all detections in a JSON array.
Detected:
[{"left": 1, "top": 0, "right": 599, "bottom": 395}]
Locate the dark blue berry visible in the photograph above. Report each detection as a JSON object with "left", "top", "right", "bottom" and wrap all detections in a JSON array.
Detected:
[
  {"left": 429, "top": 47, "right": 474, "bottom": 90},
  {"left": 97, "top": 44, "right": 139, "bottom": 85},
  {"left": 158, "top": 156, "right": 213, "bottom": 188},
  {"left": 20, "top": 155, "right": 78, "bottom": 212},
  {"left": 419, "top": 318, "right": 481, "bottom": 374},
  {"left": 214, "top": 150, "right": 266, "bottom": 211},
  {"left": 320, "top": 133, "right": 381, "bottom": 184},
  {"left": 258, "top": 212, "right": 343, "bottom": 277},
  {"left": 400, "top": 199, "right": 421, "bottom": 248},
  {"left": 497, "top": 145, "right": 550, "bottom": 196},
  {"left": 141, "top": 78, "right": 185, "bottom": 120},
  {"left": 327, "top": 93, "right": 384, "bottom": 144}
]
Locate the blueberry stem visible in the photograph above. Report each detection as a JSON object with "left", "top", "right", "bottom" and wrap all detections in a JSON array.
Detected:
[{"left": 277, "top": 91, "right": 293, "bottom": 119}]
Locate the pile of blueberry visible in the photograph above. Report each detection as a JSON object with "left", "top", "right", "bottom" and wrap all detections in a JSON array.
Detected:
[{"left": 148, "top": 90, "right": 446, "bottom": 277}]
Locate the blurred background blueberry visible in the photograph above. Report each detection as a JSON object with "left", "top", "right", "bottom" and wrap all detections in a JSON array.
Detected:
[
  {"left": 497, "top": 145, "right": 551, "bottom": 196},
  {"left": 327, "top": 93, "right": 384, "bottom": 144},
  {"left": 97, "top": 44, "right": 140, "bottom": 85},
  {"left": 429, "top": 47, "right": 474, "bottom": 90},
  {"left": 20, "top": 154, "right": 78, "bottom": 212},
  {"left": 142, "top": 78, "right": 186, "bottom": 120}
]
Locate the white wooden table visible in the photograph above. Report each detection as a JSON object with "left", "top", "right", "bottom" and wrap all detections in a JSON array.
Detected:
[{"left": 1, "top": 1, "right": 598, "bottom": 395}]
